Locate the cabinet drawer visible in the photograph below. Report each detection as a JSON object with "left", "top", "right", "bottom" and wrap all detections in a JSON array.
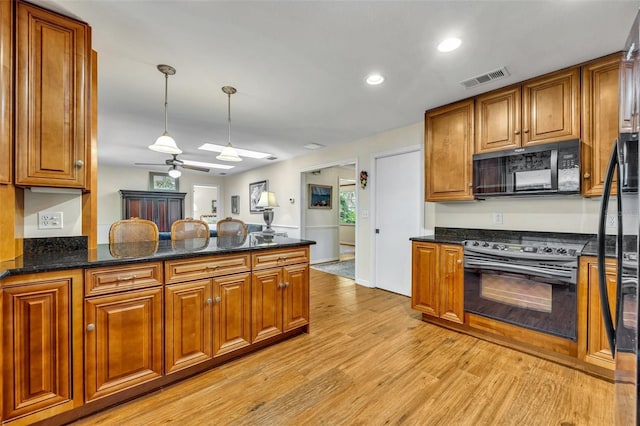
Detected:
[
  {"left": 165, "top": 254, "right": 251, "bottom": 284},
  {"left": 252, "top": 247, "right": 310, "bottom": 270},
  {"left": 85, "top": 262, "right": 163, "bottom": 296}
]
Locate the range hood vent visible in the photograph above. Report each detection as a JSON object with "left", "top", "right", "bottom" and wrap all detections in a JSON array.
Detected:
[{"left": 461, "top": 67, "right": 510, "bottom": 89}]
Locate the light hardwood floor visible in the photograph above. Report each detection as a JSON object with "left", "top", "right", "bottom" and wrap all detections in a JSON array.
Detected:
[{"left": 72, "top": 270, "right": 614, "bottom": 425}]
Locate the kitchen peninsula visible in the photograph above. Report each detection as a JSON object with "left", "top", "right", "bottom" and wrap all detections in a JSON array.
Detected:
[{"left": 0, "top": 235, "right": 314, "bottom": 425}]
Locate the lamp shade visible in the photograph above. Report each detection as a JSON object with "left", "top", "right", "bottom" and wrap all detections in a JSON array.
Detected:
[
  {"left": 257, "top": 191, "right": 279, "bottom": 208},
  {"left": 149, "top": 133, "right": 182, "bottom": 154},
  {"left": 216, "top": 143, "right": 242, "bottom": 162}
]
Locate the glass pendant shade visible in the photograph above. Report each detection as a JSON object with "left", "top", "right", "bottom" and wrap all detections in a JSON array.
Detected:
[
  {"left": 216, "top": 143, "right": 242, "bottom": 162},
  {"left": 149, "top": 133, "right": 182, "bottom": 154}
]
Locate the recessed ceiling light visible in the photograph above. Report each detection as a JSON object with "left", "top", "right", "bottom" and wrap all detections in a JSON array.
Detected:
[
  {"left": 437, "top": 37, "right": 462, "bottom": 53},
  {"left": 304, "top": 143, "right": 325, "bottom": 150},
  {"left": 198, "top": 143, "right": 272, "bottom": 159},
  {"left": 366, "top": 73, "right": 385, "bottom": 85}
]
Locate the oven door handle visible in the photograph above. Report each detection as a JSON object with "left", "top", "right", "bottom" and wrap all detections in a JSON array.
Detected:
[{"left": 464, "top": 259, "right": 575, "bottom": 283}]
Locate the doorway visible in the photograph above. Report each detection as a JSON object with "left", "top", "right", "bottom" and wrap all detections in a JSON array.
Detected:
[
  {"left": 302, "top": 163, "right": 356, "bottom": 270},
  {"left": 373, "top": 148, "right": 422, "bottom": 296},
  {"left": 192, "top": 184, "right": 219, "bottom": 226}
]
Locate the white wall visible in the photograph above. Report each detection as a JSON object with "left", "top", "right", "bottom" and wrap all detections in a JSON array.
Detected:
[
  {"left": 96, "top": 165, "right": 226, "bottom": 243},
  {"left": 23, "top": 190, "right": 83, "bottom": 238}
]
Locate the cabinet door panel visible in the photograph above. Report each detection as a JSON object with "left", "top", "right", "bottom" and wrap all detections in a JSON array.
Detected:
[
  {"left": 85, "top": 288, "right": 163, "bottom": 401},
  {"left": 584, "top": 259, "right": 617, "bottom": 368},
  {"left": 282, "top": 264, "right": 310, "bottom": 331},
  {"left": 15, "top": 2, "right": 89, "bottom": 188},
  {"left": 425, "top": 100, "right": 474, "bottom": 201},
  {"left": 0, "top": 0, "right": 12, "bottom": 184},
  {"left": 581, "top": 55, "right": 621, "bottom": 197},
  {"left": 475, "top": 86, "right": 521, "bottom": 152},
  {"left": 522, "top": 68, "right": 580, "bottom": 145},
  {"left": 165, "top": 280, "right": 212, "bottom": 374},
  {"left": 411, "top": 242, "right": 439, "bottom": 317},
  {"left": 213, "top": 273, "right": 251, "bottom": 356},
  {"left": 438, "top": 245, "right": 464, "bottom": 324},
  {"left": 251, "top": 269, "right": 283, "bottom": 343},
  {"left": 3, "top": 279, "right": 71, "bottom": 419}
]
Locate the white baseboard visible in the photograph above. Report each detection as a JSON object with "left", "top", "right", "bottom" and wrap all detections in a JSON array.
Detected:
[
  {"left": 310, "top": 257, "right": 339, "bottom": 265},
  {"left": 355, "top": 278, "right": 372, "bottom": 287}
]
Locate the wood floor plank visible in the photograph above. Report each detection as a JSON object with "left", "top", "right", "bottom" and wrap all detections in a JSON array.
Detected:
[{"left": 71, "top": 269, "right": 614, "bottom": 425}]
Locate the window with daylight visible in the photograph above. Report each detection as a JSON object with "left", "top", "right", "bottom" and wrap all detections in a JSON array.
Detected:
[{"left": 339, "top": 186, "right": 356, "bottom": 225}]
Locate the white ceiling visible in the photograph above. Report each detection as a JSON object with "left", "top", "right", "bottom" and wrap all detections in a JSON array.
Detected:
[{"left": 37, "top": 0, "right": 638, "bottom": 176}]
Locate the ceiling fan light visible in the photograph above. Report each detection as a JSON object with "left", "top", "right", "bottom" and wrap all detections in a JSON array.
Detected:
[
  {"left": 168, "top": 167, "right": 182, "bottom": 178},
  {"left": 216, "top": 143, "right": 242, "bottom": 162},
  {"left": 149, "top": 133, "right": 182, "bottom": 154}
]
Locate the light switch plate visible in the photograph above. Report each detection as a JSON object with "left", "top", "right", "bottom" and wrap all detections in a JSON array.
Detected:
[{"left": 38, "top": 211, "right": 63, "bottom": 229}]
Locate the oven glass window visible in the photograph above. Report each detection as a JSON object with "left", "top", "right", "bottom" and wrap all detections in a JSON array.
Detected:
[{"left": 480, "top": 274, "right": 552, "bottom": 313}]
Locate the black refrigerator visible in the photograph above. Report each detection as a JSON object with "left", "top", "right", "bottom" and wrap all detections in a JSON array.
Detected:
[{"left": 598, "top": 10, "right": 640, "bottom": 425}]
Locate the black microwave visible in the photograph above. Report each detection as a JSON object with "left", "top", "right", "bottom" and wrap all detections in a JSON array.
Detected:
[{"left": 472, "top": 139, "right": 580, "bottom": 198}]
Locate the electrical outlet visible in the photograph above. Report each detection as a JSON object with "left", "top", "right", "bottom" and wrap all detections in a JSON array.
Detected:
[
  {"left": 606, "top": 214, "right": 617, "bottom": 228},
  {"left": 38, "top": 211, "right": 63, "bottom": 229},
  {"left": 492, "top": 212, "right": 503, "bottom": 225}
]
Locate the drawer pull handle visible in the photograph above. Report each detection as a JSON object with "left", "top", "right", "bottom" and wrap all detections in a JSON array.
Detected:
[
  {"left": 215, "top": 296, "right": 221, "bottom": 303},
  {"left": 86, "top": 323, "right": 95, "bottom": 331},
  {"left": 206, "top": 265, "right": 220, "bottom": 270},
  {"left": 116, "top": 275, "right": 136, "bottom": 281},
  {"left": 206, "top": 298, "right": 213, "bottom": 305}
]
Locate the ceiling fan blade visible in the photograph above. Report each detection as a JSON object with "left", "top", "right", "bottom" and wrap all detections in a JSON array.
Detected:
[
  {"left": 181, "top": 164, "right": 210, "bottom": 173},
  {"left": 135, "top": 162, "right": 166, "bottom": 166}
]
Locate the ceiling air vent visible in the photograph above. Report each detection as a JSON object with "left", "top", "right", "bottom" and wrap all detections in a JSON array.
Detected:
[{"left": 460, "top": 66, "right": 510, "bottom": 89}]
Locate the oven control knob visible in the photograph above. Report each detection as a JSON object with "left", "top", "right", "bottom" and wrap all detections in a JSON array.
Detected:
[
  {"left": 472, "top": 241, "right": 480, "bottom": 246},
  {"left": 557, "top": 248, "right": 567, "bottom": 254},
  {"left": 482, "top": 242, "right": 490, "bottom": 247},
  {"left": 497, "top": 244, "right": 506, "bottom": 250},
  {"left": 542, "top": 247, "right": 553, "bottom": 253}
]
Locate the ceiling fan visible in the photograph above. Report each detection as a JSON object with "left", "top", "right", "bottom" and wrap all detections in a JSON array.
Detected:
[{"left": 135, "top": 154, "right": 210, "bottom": 176}]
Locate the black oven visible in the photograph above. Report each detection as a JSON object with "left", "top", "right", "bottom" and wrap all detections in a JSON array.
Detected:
[{"left": 463, "top": 241, "right": 583, "bottom": 341}]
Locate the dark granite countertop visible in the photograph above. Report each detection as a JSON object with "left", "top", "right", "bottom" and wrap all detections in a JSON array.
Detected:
[
  {"left": 410, "top": 227, "right": 635, "bottom": 259},
  {"left": 0, "top": 236, "right": 316, "bottom": 279}
]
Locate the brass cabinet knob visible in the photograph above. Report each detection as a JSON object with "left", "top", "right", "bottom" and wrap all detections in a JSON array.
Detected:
[
  {"left": 523, "top": 129, "right": 529, "bottom": 133},
  {"left": 457, "top": 259, "right": 462, "bottom": 264},
  {"left": 278, "top": 283, "right": 285, "bottom": 288},
  {"left": 514, "top": 130, "right": 520, "bottom": 135},
  {"left": 86, "top": 323, "right": 95, "bottom": 331},
  {"left": 75, "top": 160, "right": 84, "bottom": 168},
  {"left": 206, "top": 298, "right": 213, "bottom": 305},
  {"left": 285, "top": 282, "right": 290, "bottom": 287},
  {"left": 583, "top": 173, "right": 591, "bottom": 179},
  {"left": 215, "top": 296, "right": 221, "bottom": 303}
]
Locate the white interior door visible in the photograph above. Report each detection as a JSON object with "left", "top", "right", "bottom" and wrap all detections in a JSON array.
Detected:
[{"left": 374, "top": 149, "right": 421, "bottom": 296}]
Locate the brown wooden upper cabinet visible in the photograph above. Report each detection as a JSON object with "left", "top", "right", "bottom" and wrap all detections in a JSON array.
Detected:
[
  {"left": 0, "top": 0, "right": 12, "bottom": 185},
  {"left": 581, "top": 54, "right": 622, "bottom": 197},
  {"left": 15, "top": 1, "right": 91, "bottom": 189},
  {"left": 424, "top": 99, "right": 475, "bottom": 202},
  {"left": 475, "top": 67, "right": 580, "bottom": 154}
]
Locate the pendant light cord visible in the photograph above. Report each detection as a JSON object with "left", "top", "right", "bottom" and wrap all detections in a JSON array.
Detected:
[
  {"left": 227, "top": 92, "right": 232, "bottom": 144},
  {"left": 164, "top": 73, "right": 169, "bottom": 134}
]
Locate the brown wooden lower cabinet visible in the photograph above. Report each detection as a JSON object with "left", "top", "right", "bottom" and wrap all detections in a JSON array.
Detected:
[
  {"left": 411, "top": 241, "right": 464, "bottom": 324},
  {"left": 578, "top": 256, "right": 617, "bottom": 370},
  {"left": 84, "top": 287, "right": 163, "bottom": 401},
  {"left": 1, "top": 270, "right": 83, "bottom": 423},
  {"left": 252, "top": 263, "right": 310, "bottom": 344},
  {"left": 0, "top": 245, "right": 310, "bottom": 424}
]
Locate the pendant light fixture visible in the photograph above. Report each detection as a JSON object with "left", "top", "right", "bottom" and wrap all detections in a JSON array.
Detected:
[
  {"left": 149, "top": 64, "right": 182, "bottom": 155},
  {"left": 216, "top": 86, "right": 242, "bottom": 162}
]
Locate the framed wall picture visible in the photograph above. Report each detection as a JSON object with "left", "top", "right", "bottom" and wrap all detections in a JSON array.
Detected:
[
  {"left": 249, "top": 180, "right": 268, "bottom": 213},
  {"left": 308, "top": 184, "right": 332, "bottom": 209},
  {"left": 149, "top": 172, "right": 179, "bottom": 191},
  {"left": 231, "top": 195, "right": 240, "bottom": 214}
]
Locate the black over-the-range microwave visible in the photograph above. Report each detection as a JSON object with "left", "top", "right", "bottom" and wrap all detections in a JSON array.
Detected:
[{"left": 472, "top": 139, "right": 580, "bottom": 198}]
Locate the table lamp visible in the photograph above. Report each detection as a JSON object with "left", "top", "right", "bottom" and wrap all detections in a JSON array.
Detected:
[{"left": 257, "top": 191, "right": 279, "bottom": 238}]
